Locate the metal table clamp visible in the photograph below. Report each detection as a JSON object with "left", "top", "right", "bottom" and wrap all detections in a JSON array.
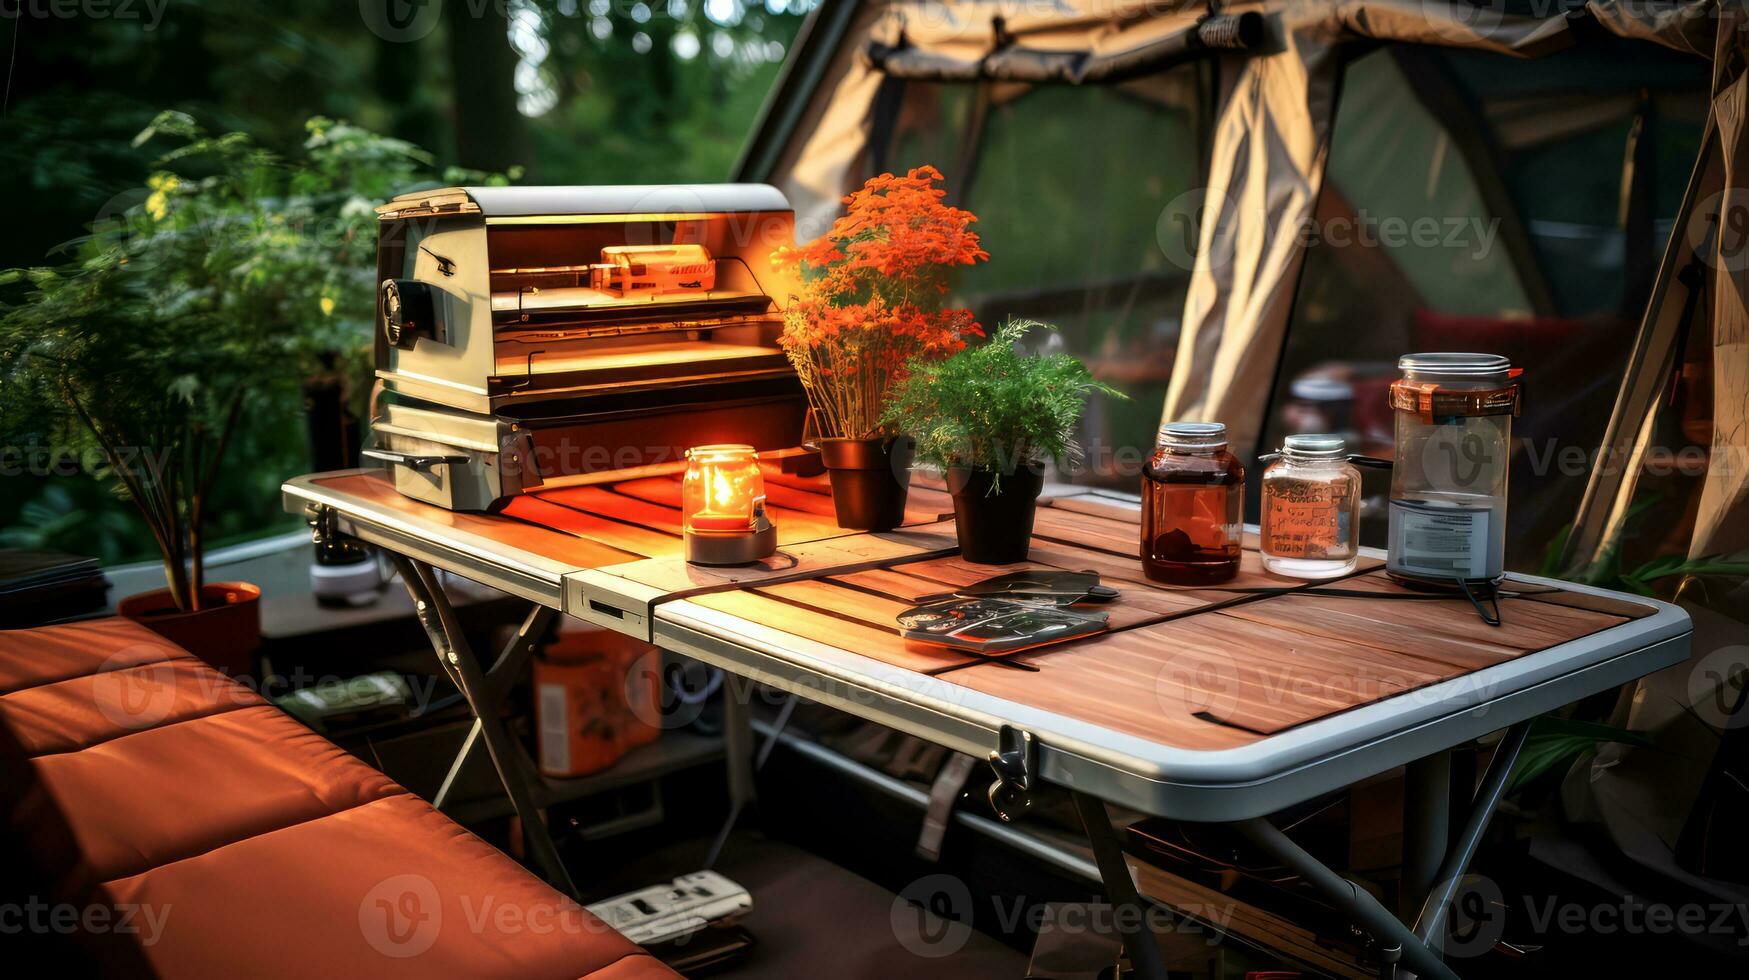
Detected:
[{"left": 986, "top": 725, "right": 1036, "bottom": 822}]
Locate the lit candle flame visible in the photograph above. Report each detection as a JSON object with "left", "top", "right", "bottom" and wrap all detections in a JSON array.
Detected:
[{"left": 708, "top": 467, "right": 736, "bottom": 513}]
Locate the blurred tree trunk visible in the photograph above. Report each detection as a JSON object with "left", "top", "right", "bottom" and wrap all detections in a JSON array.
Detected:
[
  {"left": 368, "top": 1, "right": 433, "bottom": 146},
  {"left": 445, "top": 0, "right": 527, "bottom": 173}
]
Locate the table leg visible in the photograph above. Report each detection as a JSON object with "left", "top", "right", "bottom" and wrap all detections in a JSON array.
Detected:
[
  {"left": 1233, "top": 722, "right": 1533, "bottom": 980},
  {"left": 1402, "top": 749, "right": 1452, "bottom": 918},
  {"left": 1413, "top": 722, "right": 1532, "bottom": 959},
  {"left": 1237, "top": 817, "right": 1457, "bottom": 980},
  {"left": 1069, "top": 791, "right": 1170, "bottom": 980},
  {"left": 434, "top": 718, "right": 484, "bottom": 810},
  {"left": 432, "top": 603, "right": 547, "bottom": 810},
  {"left": 704, "top": 672, "right": 759, "bottom": 868},
  {"left": 389, "top": 555, "right": 578, "bottom": 898},
  {"left": 722, "top": 672, "right": 759, "bottom": 815}
]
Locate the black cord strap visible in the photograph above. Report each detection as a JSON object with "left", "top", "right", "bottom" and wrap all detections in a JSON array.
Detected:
[{"left": 1214, "top": 579, "right": 1520, "bottom": 627}]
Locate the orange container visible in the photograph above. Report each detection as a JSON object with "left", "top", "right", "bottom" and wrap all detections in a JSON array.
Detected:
[{"left": 532, "top": 624, "right": 663, "bottom": 778}]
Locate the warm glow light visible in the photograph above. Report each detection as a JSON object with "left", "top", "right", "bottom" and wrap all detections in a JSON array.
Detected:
[
  {"left": 709, "top": 469, "right": 735, "bottom": 512},
  {"left": 683, "top": 445, "right": 766, "bottom": 533}
]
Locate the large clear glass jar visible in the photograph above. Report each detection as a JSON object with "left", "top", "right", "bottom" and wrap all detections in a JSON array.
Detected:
[
  {"left": 1141, "top": 422, "right": 1245, "bottom": 585},
  {"left": 1260, "top": 434, "right": 1362, "bottom": 579},
  {"left": 1386, "top": 353, "right": 1517, "bottom": 586}
]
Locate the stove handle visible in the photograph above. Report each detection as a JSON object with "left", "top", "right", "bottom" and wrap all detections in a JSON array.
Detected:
[{"left": 362, "top": 449, "right": 470, "bottom": 473}]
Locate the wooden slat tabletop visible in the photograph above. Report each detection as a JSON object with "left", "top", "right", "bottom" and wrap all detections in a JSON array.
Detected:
[
  {"left": 609, "top": 491, "right": 1644, "bottom": 748},
  {"left": 592, "top": 522, "right": 962, "bottom": 598},
  {"left": 310, "top": 473, "right": 639, "bottom": 570},
  {"left": 500, "top": 494, "right": 686, "bottom": 559},
  {"left": 523, "top": 470, "right": 951, "bottom": 558},
  {"left": 308, "top": 471, "right": 1657, "bottom": 751},
  {"left": 687, "top": 586, "right": 979, "bottom": 674}
]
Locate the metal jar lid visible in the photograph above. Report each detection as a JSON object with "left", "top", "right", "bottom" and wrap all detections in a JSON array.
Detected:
[
  {"left": 686, "top": 443, "right": 757, "bottom": 460},
  {"left": 1157, "top": 421, "right": 1228, "bottom": 451},
  {"left": 1391, "top": 353, "right": 1521, "bottom": 420},
  {"left": 1398, "top": 352, "right": 1512, "bottom": 381},
  {"left": 1289, "top": 377, "right": 1355, "bottom": 402},
  {"left": 1280, "top": 433, "right": 1346, "bottom": 460}
]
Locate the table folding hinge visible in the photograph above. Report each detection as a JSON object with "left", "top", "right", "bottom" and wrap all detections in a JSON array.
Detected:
[
  {"left": 305, "top": 503, "right": 338, "bottom": 546},
  {"left": 986, "top": 725, "right": 1036, "bottom": 822}
]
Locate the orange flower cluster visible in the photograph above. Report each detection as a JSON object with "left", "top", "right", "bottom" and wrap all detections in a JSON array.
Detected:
[{"left": 774, "top": 166, "right": 988, "bottom": 440}]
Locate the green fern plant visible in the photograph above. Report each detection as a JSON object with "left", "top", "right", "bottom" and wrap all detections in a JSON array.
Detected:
[
  {"left": 1538, "top": 494, "right": 1749, "bottom": 596},
  {"left": 0, "top": 112, "right": 438, "bottom": 611},
  {"left": 881, "top": 319, "right": 1123, "bottom": 486}
]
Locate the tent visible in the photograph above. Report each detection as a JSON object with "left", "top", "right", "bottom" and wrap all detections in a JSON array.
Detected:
[{"left": 739, "top": 0, "right": 1746, "bottom": 567}]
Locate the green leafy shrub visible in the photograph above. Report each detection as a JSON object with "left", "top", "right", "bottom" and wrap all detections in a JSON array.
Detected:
[
  {"left": 0, "top": 112, "right": 440, "bottom": 610},
  {"left": 882, "top": 319, "right": 1123, "bottom": 485}
]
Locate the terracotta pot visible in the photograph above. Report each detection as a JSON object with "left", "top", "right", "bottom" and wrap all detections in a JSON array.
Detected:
[
  {"left": 818, "top": 436, "right": 914, "bottom": 531},
  {"left": 118, "top": 581, "right": 261, "bottom": 680},
  {"left": 946, "top": 463, "right": 1045, "bottom": 565}
]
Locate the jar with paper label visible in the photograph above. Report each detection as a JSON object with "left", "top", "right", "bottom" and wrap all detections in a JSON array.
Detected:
[
  {"left": 1386, "top": 353, "right": 1519, "bottom": 586},
  {"left": 1260, "top": 435, "right": 1361, "bottom": 579}
]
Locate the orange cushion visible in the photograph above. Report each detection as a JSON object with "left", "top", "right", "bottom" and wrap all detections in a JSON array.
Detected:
[
  {"left": 0, "top": 656, "right": 257, "bottom": 756},
  {"left": 0, "top": 617, "right": 678, "bottom": 979},
  {"left": 97, "top": 793, "right": 671, "bottom": 980},
  {"left": 12, "top": 705, "right": 402, "bottom": 892},
  {"left": 0, "top": 618, "right": 189, "bottom": 694}
]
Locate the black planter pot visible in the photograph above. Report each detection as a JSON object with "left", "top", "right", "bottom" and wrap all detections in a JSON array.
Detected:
[
  {"left": 946, "top": 463, "right": 1045, "bottom": 564},
  {"left": 818, "top": 436, "right": 915, "bottom": 531}
]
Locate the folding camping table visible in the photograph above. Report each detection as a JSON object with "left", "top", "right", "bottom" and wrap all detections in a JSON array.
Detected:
[{"left": 283, "top": 467, "right": 1691, "bottom": 980}]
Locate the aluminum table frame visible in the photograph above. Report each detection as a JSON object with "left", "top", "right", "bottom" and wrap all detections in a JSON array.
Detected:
[{"left": 286, "top": 471, "right": 1691, "bottom": 978}]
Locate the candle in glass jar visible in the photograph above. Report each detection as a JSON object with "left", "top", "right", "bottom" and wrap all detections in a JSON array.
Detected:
[
  {"left": 683, "top": 444, "right": 777, "bottom": 565},
  {"left": 689, "top": 464, "right": 753, "bottom": 531}
]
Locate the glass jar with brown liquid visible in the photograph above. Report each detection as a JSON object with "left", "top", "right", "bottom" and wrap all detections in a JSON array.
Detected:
[{"left": 1141, "top": 422, "right": 1244, "bottom": 585}]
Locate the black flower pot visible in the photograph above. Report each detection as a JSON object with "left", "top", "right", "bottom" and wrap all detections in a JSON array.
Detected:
[
  {"left": 818, "top": 436, "right": 915, "bottom": 531},
  {"left": 946, "top": 462, "right": 1045, "bottom": 564}
]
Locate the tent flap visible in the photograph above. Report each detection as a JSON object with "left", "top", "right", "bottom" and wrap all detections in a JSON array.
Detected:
[{"left": 1692, "top": 7, "right": 1749, "bottom": 558}]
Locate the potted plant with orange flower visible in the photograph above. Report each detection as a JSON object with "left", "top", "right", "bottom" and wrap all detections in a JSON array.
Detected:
[{"left": 774, "top": 166, "right": 988, "bottom": 530}]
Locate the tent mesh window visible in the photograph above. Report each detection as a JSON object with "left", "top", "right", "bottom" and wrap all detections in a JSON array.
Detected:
[{"left": 878, "top": 68, "right": 1215, "bottom": 489}]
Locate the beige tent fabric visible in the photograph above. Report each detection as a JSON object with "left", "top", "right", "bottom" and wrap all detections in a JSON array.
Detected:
[
  {"left": 776, "top": 0, "right": 1210, "bottom": 238},
  {"left": 1161, "top": 0, "right": 1591, "bottom": 454},
  {"left": 1693, "top": 7, "right": 1749, "bottom": 557},
  {"left": 771, "top": 2, "right": 895, "bottom": 242},
  {"left": 1589, "top": 0, "right": 1719, "bottom": 58},
  {"left": 769, "top": 0, "right": 1743, "bottom": 512}
]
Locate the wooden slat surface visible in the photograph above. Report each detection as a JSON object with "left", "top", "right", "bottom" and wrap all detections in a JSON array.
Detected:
[
  {"left": 688, "top": 588, "right": 976, "bottom": 674},
  {"left": 1047, "top": 492, "right": 1144, "bottom": 523},
  {"left": 535, "top": 480, "right": 850, "bottom": 552},
  {"left": 599, "top": 522, "right": 962, "bottom": 597},
  {"left": 1217, "top": 571, "right": 1629, "bottom": 671},
  {"left": 533, "top": 485, "right": 687, "bottom": 538},
  {"left": 310, "top": 473, "right": 637, "bottom": 569},
  {"left": 827, "top": 567, "right": 954, "bottom": 602},
  {"left": 1513, "top": 586, "right": 1657, "bottom": 620},
  {"left": 313, "top": 470, "right": 1658, "bottom": 754},
  {"left": 500, "top": 494, "right": 685, "bottom": 559},
  {"left": 947, "top": 577, "right": 1636, "bottom": 745},
  {"left": 1029, "top": 507, "right": 1150, "bottom": 559},
  {"left": 610, "top": 473, "right": 949, "bottom": 533}
]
